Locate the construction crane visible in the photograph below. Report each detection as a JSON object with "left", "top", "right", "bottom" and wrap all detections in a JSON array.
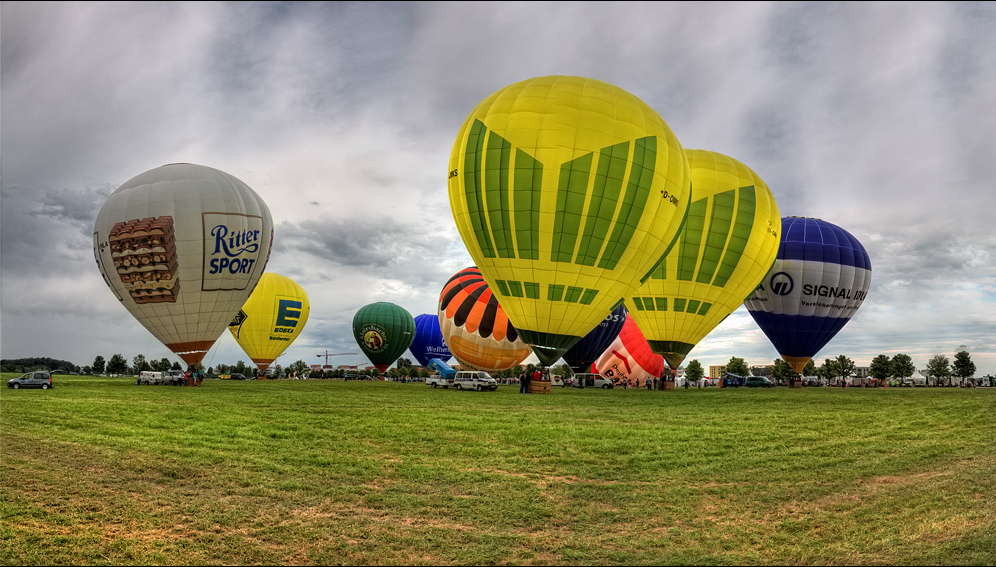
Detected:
[{"left": 317, "top": 350, "right": 358, "bottom": 366}]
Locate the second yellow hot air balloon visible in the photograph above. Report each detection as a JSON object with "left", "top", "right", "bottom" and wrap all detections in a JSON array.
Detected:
[
  {"left": 228, "top": 273, "right": 310, "bottom": 374},
  {"left": 448, "top": 75, "right": 691, "bottom": 366},
  {"left": 626, "top": 149, "right": 781, "bottom": 369}
]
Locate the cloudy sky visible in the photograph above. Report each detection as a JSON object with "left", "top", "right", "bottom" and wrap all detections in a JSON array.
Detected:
[{"left": 2, "top": 1, "right": 994, "bottom": 375}]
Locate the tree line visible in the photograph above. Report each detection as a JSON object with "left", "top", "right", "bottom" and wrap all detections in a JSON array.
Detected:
[
  {"left": 677, "top": 350, "right": 982, "bottom": 387},
  {"left": 4, "top": 350, "right": 985, "bottom": 386},
  {"left": 1, "top": 357, "right": 79, "bottom": 374}
]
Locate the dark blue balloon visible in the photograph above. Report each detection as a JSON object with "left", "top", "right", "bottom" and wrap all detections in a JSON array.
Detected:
[
  {"left": 744, "top": 217, "right": 872, "bottom": 373},
  {"left": 562, "top": 305, "right": 628, "bottom": 372},
  {"left": 409, "top": 313, "right": 452, "bottom": 367}
]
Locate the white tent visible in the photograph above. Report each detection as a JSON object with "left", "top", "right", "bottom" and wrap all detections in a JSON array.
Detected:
[{"left": 904, "top": 369, "right": 928, "bottom": 386}]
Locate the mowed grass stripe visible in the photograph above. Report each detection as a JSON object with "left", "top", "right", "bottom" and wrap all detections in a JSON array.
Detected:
[{"left": 2, "top": 376, "right": 993, "bottom": 565}]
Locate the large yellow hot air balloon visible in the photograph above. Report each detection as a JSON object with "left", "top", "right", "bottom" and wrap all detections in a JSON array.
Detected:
[
  {"left": 448, "top": 76, "right": 691, "bottom": 366},
  {"left": 228, "top": 273, "right": 310, "bottom": 374},
  {"left": 93, "top": 163, "right": 273, "bottom": 366},
  {"left": 626, "top": 149, "right": 781, "bottom": 369}
]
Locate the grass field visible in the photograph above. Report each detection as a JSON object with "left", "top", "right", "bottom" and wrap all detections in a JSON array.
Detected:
[{"left": 1, "top": 375, "right": 993, "bottom": 565}]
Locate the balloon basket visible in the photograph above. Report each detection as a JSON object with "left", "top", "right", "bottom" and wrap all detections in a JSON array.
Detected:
[
  {"left": 664, "top": 381, "right": 675, "bottom": 391},
  {"left": 529, "top": 381, "right": 552, "bottom": 394},
  {"left": 792, "top": 381, "right": 802, "bottom": 388}
]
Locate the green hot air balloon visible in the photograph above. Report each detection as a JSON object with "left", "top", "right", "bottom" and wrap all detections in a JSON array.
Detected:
[{"left": 352, "top": 302, "right": 416, "bottom": 373}]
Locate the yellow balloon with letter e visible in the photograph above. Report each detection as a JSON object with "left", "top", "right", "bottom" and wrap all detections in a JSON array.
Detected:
[
  {"left": 448, "top": 76, "right": 691, "bottom": 366},
  {"left": 228, "top": 273, "right": 310, "bottom": 374},
  {"left": 626, "top": 149, "right": 781, "bottom": 369}
]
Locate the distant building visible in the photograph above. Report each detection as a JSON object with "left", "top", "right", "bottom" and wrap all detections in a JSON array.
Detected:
[
  {"left": 751, "top": 365, "right": 773, "bottom": 377},
  {"left": 853, "top": 366, "right": 870, "bottom": 379},
  {"left": 709, "top": 365, "right": 727, "bottom": 379}
]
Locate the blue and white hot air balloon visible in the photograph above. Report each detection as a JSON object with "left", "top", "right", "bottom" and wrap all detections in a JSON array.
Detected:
[
  {"left": 744, "top": 217, "right": 871, "bottom": 373},
  {"left": 408, "top": 313, "right": 452, "bottom": 367}
]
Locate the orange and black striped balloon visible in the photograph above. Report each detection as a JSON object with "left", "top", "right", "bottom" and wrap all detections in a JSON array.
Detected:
[{"left": 437, "top": 267, "right": 531, "bottom": 372}]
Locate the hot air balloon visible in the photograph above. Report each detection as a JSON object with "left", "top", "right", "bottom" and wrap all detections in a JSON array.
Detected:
[
  {"left": 437, "top": 267, "right": 532, "bottom": 373},
  {"left": 745, "top": 217, "right": 871, "bottom": 373},
  {"left": 562, "top": 304, "right": 627, "bottom": 373},
  {"left": 626, "top": 150, "right": 781, "bottom": 369},
  {"left": 448, "top": 75, "right": 691, "bottom": 366},
  {"left": 408, "top": 313, "right": 452, "bottom": 367},
  {"left": 93, "top": 163, "right": 273, "bottom": 367},
  {"left": 594, "top": 314, "right": 665, "bottom": 387},
  {"left": 352, "top": 302, "right": 416, "bottom": 373},
  {"left": 228, "top": 273, "right": 310, "bottom": 375}
]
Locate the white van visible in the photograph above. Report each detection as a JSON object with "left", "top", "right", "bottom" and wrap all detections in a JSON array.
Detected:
[
  {"left": 453, "top": 371, "right": 498, "bottom": 391},
  {"left": 139, "top": 371, "right": 164, "bottom": 385}
]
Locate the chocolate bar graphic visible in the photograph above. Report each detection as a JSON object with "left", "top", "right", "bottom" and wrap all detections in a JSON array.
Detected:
[{"left": 109, "top": 216, "right": 180, "bottom": 303}]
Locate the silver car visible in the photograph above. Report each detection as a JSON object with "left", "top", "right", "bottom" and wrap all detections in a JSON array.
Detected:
[
  {"left": 7, "top": 372, "right": 54, "bottom": 390},
  {"left": 572, "top": 373, "right": 614, "bottom": 389}
]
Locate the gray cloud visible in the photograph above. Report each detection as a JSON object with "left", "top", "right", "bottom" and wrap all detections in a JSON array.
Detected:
[{"left": 277, "top": 215, "right": 448, "bottom": 271}]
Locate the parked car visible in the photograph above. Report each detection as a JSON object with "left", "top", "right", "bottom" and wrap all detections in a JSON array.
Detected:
[
  {"left": 165, "top": 370, "right": 185, "bottom": 385},
  {"left": 745, "top": 376, "right": 774, "bottom": 388},
  {"left": 7, "top": 372, "right": 53, "bottom": 389},
  {"left": 139, "top": 371, "right": 164, "bottom": 385},
  {"left": 571, "top": 373, "right": 614, "bottom": 389},
  {"left": 230, "top": 373, "right": 249, "bottom": 381},
  {"left": 427, "top": 374, "right": 455, "bottom": 388},
  {"left": 453, "top": 371, "right": 498, "bottom": 391}
]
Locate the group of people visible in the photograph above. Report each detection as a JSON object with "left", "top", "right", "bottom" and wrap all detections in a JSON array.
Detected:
[
  {"left": 617, "top": 376, "right": 681, "bottom": 390},
  {"left": 182, "top": 366, "right": 203, "bottom": 386},
  {"left": 518, "top": 368, "right": 552, "bottom": 393}
]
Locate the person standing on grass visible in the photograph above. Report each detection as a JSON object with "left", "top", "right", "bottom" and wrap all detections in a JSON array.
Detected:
[{"left": 519, "top": 372, "right": 528, "bottom": 393}]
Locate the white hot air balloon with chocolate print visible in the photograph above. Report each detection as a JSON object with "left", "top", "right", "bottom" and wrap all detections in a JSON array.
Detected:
[{"left": 93, "top": 163, "right": 273, "bottom": 367}]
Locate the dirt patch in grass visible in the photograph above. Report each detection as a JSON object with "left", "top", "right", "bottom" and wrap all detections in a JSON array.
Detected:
[
  {"left": 860, "top": 469, "right": 950, "bottom": 487},
  {"left": 783, "top": 458, "right": 981, "bottom": 516}
]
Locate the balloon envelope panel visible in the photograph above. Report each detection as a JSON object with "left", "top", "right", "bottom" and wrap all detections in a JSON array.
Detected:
[
  {"left": 228, "top": 273, "right": 310, "bottom": 372},
  {"left": 626, "top": 150, "right": 781, "bottom": 369},
  {"left": 409, "top": 313, "right": 452, "bottom": 367},
  {"left": 745, "top": 217, "right": 871, "bottom": 372},
  {"left": 448, "top": 75, "right": 691, "bottom": 365},
  {"left": 562, "top": 304, "right": 627, "bottom": 372},
  {"left": 594, "top": 315, "right": 664, "bottom": 385},
  {"left": 352, "top": 302, "right": 416, "bottom": 372},
  {"left": 93, "top": 163, "right": 273, "bottom": 365},
  {"left": 437, "top": 267, "right": 531, "bottom": 372}
]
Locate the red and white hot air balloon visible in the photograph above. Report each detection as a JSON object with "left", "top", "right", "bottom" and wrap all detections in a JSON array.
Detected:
[{"left": 594, "top": 314, "right": 664, "bottom": 387}]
